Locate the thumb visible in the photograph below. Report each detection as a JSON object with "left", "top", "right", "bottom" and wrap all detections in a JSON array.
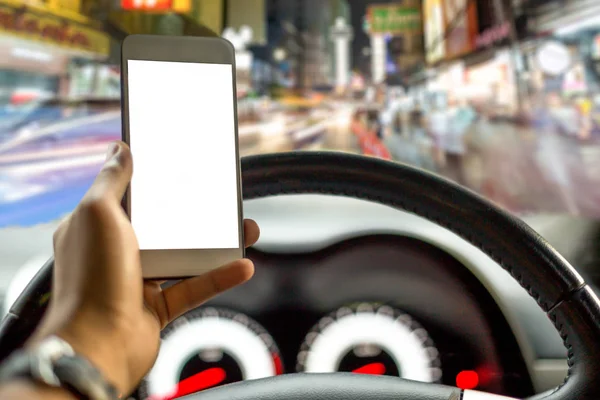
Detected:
[{"left": 86, "top": 141, "right": 133, "bottom": 203}]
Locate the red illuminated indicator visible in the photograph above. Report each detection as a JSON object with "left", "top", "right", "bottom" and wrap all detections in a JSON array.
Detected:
[
  {"left": 352, "top": 363, "right": 386, "bottom": 375},
  {"left": 273, "top": 353, "right": 284, "bottom": 375},
  {"left": 456, "top": 370, "right": 479, "bottom": 390},
  {"left": 121, "top": 0, "right": 172, "bottom": 10},
  {"left": 150, "top": 367, "right": 227, "bottom": 400}
]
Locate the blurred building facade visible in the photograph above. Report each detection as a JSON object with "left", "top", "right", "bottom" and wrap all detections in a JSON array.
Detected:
[
  {"left": 263, "top": 0, "right": 350, "bottom": 91},
  {"left": 365, "top": 1, "right": 425, "bottom": 86},
  {"left": 0, "top": 0, "right": 111, "bottom": 100},
  {"left": 529, "top": 0, "right": 600, "bottom": 94},
  {"left": 300, "top": 0, "right": 351, "bottom": 89},
  {"left": 0, "top": 0, "right": 270, "bottom": 102},
  {"left": 416, "top": 0, "right": 600, "bottom": 117}
]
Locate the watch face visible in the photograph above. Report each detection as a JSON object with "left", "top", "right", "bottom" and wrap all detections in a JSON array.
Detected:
[
  {"left": 32, "top": 354, "right": 62, "bottom": 387},
  {"left": 22, "top": 336, "right": 120, "bottom": 400},
  {"left": 36, "top": 335, "right": 75, "bottom": 360},
  {"left": 30, "top": 336, "right": 74, "bottom": 387}
]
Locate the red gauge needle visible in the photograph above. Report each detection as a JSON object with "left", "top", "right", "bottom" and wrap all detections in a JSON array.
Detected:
[
  {"left": 352, "top": 363, "right": 386, "bottom": 375},
  {"left": 155, "top": 367, "right": 227, "bottom": 400}
]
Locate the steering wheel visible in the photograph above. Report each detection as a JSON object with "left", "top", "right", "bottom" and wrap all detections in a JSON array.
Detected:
[{"left": 1, "top": 152, "right": 600, "bottom": 400}]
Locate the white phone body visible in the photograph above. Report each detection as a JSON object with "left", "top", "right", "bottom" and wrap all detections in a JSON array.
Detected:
[{"left": 121, "top": 34, "right": 245, "bottom": 279}]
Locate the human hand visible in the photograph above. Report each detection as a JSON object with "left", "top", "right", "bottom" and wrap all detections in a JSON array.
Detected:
[{"left": 30, "top": 141, "right": 260, "bottom": 396}]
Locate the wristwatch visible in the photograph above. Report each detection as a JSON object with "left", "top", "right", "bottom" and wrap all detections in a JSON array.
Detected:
[{"left": 0, "top": 335, "right": 121, "bottom": 400}]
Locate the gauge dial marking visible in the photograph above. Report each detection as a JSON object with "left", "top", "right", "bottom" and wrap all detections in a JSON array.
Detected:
[
  {"left": 352, "top": 362, "right": 386, "bottom": 375},
  {"left": 297, "top": 303, "right": 441, "bottom": 383},
  {"left": 140, "top": 308, "right": 282, "bottom": 400},
  {"left": 171, "top": 367, "right": 226, "bottom": 398}
]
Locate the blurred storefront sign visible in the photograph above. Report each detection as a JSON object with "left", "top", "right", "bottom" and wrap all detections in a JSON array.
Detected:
[
  {"left": 366, "top": 1, "right": 424, "bottom": 86},
  {"left": 0, "top": 2, "right": 109, "bottom": 57},
  {"left": 120, "top": 0, "right": 191, "bottom": 13},
  {"left": 423, "top": 0, "right": 445, "bottom": 64},
  {"left": 0, "top": 36, "right": 67, "bottom": 75},
  {"left": 475, "top": 22, "right": 510, "bottom": 48},
  {"left": 465, "top": 50, "right": 517, "bottom": 116},
  {"left": 366, "top": 2, "right": 422, "bottom": 35}
]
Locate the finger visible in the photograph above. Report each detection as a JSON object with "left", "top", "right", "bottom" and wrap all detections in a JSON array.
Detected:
[
  {"left": 160, "top": 259, "right": 254, "bottom": 324},
  {"left": 52, "top": 214, "right": 71, "bottom": 248},
  {"left": 243, "top": 219, "right": 260, "bottom": 248},
  {"left": 85, "top": 141, "right": 132, "bottom": 203}
]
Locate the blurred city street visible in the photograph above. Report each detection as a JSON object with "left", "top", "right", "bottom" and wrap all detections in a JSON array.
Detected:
[
  {"left": 3, "top": 99, "right": 600, "bottom": 228},
  {"left": 456, "top": 121, "right": 600, "bottom": 216},
  {"left": 0, "top": 103, "right": 359, "bottom": 228}
]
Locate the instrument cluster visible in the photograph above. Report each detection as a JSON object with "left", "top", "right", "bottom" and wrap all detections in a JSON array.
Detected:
[{"left": 139, "top": 302, "right": 445, "bottom": 400}]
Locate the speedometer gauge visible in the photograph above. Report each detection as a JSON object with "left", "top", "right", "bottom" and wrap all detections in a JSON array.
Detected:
[
  {"left": 297, "top": 303, "right": 442, "bottom": 383},
  {"left": 139, "top": 307, "right": 283, "bottom": 400}
]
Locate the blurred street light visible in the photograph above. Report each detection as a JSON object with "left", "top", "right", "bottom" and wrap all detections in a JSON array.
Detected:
[{"left": 274, "top": 48, "right": 287, "bottom": 62}]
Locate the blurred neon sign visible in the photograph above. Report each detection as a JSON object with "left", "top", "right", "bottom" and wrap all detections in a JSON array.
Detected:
[
  {"left": 476, "top": 22, "right": 510, "bottom": 48},
  {"left": 121, "top": 0, "right": 191, "bottom": 13}
]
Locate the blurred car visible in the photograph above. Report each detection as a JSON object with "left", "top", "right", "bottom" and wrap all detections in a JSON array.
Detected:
[
  {"left": 0, "top": 97, "right": 120, "bottom": 145},
  {"left": 0, "top": 106, "right": 121, "bottom": 228}
]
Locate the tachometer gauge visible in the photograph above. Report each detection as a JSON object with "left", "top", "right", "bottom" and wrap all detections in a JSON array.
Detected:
[
  {"left": 296, "top": 303, "right": 442, "bottom": 383},
  {"left": 139, "top": 307, "right": 283, "bottom": 400}
]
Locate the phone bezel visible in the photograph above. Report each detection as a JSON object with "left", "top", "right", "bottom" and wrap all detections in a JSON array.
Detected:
[{"left": 120, "top": 34, "right": 245, "bottom": 279}]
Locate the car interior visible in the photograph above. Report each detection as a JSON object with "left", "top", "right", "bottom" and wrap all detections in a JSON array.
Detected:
[
  {"left": 2, "top": 0, "right": 600, "bottom": 399},
  {"left": 1, "top": 152, "right": 600, "bottom": 400}
]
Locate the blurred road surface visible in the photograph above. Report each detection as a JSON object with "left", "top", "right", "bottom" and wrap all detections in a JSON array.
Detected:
[
  {"left": 385, "top": 120, "right": 600, "bottom": 216},
  {"left": 0, "top": 106, "right": 356, "bottom": 229}
]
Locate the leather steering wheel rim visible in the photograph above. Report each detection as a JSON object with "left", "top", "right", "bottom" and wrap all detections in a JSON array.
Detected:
[{"left": 1, "top": 151, "right": 600, "bottom": 400}]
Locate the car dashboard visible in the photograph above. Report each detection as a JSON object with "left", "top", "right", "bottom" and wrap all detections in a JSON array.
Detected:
[{"left": 135, "top": 194, "right": 571, "bottom": 400}]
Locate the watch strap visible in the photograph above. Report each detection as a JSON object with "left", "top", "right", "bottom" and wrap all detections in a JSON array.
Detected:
[
  {"left": 54, "top": 353, "right": 121, "bottom": 400},
  {"left": 0, "top": 340, "right": 121, "bottom": 400}
]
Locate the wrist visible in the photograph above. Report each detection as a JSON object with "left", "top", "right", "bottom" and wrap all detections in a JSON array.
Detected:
[
  {"left": 30, "top": 318, "right": 133, "bottom": 397},
  {"left": 57, "top": 326, "right": 131, "bottom": 397},
  {"left": 0, "top": 380, "right": 77, "bottom": 400}
]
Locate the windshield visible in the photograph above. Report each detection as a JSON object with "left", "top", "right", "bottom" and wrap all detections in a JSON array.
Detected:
[{"left": 1, "top": 0, "right": 599, "bottom": 269}]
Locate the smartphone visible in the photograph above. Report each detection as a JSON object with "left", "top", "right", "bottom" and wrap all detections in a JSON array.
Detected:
[{"left": 121, "top": 34, "right": 244, "bottom": 279}]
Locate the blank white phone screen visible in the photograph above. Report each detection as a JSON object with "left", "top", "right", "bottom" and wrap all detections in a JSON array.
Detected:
[{"left": 127, "top": 60, "right": 239, "bottom": 250}]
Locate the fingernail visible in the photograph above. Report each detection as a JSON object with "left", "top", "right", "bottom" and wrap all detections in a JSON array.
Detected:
[{"left": 106, "top": 142, "right": 120, "bottom": 161}]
